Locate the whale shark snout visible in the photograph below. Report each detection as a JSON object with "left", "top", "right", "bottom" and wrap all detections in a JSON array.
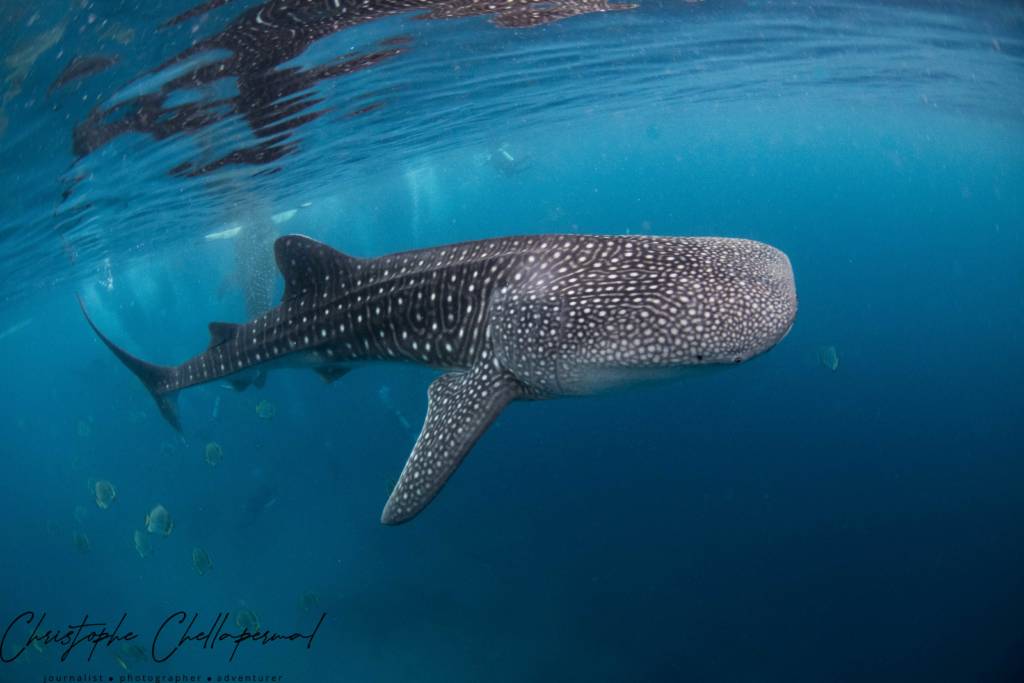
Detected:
[
  {"left": 769, "top": 247, "right": 797, "bottom": 341},
  {"left": 731, "top": 242, "right": 797, "bottom": 362},
  {"left": 670, "top": 238, "right": 796, "bottom": 367}
]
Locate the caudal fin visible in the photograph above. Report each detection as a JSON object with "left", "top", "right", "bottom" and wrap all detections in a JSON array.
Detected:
[{"left": 77, "top": 296, "right": 182, "bottom": 432}]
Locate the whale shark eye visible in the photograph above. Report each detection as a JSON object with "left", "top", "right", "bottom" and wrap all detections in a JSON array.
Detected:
[
  {"left": 734, "top": 357, "right": 742, "bottom": 364},
  {"left": 696, "top": 355, "right": 704, "bottom": 361}
]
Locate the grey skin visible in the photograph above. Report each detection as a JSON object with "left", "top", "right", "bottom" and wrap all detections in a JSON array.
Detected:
[{"left": 81, "top": 233, "right": 797, "bottom": 524}]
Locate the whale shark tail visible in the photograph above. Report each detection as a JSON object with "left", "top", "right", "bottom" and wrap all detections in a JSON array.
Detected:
[{"left": 77, "top": 296, "right": 182, "bottom": 432}]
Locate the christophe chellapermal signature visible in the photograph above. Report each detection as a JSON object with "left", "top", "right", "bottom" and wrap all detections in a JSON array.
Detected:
[
  {"left": 0, "top": 611, "right": 326, "bottom": 664},
  {"left": 0, "top": 612, "right": 137, "bottom": 663}
]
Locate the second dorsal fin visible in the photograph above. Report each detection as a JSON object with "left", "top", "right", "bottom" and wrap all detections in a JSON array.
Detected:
[
  {"left": 274, "top": 234, "right": 361, "bottom": 303},
  {"left": 208, "top": 322, "right": 241, "bottom": 349}
]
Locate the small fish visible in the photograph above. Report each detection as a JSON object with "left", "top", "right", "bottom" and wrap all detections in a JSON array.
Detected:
[
  {"left": 73, "top": 530, "right": 91, "bottom": 554},
  {"left": 204, "top": 441, "right": 224, "bottom": 466},
  {"left": 94, "top": 480, "right": 117, "bottom": 509},
  {"left": 254, "top": 400, "right": 276, "bottom": 420},
  {"left": 120, "top": 643, "right": 147, "bottom": 661},
  {"left": 192, "top": 546, "right": 213, "bottom": 575},
  {"left": 145, "top": 504, "right": 173, "bottom": 536},
  {"left": 73, "top": 505, "right": 89, "bottom": 525},
  {"left": 235, "top": 608, "right": 260, "bottom": 633},
  {"left": 817, "top": 345, "right": 840, "bottom": 372},
  {"left": 133, "top": 529, "right": 152, "bottom": 559}
]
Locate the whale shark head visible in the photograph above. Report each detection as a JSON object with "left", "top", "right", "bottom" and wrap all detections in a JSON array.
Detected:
[
  {"left": 491, "top": 236, "right": 797, "bottom": 395},
  {"left": 675, "top": 238, "right": 796, "bottom": 365}
]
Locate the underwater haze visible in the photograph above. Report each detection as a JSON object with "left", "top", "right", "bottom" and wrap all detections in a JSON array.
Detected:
[{"left": 1, "top": 0, "right": 1023, "bottom": 681}]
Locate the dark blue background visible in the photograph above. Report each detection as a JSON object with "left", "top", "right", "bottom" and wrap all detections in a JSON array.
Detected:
[{"left": 1, "top": 2, "right": 1022, "bottom": 681}]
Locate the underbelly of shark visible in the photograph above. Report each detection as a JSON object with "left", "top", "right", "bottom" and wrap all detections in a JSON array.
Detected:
[{"left": 80, "top": 232, "right": 797, "bottom": 524}]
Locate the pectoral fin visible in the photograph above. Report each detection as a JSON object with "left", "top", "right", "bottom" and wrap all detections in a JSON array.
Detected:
[{"left": 380, "top": 365, "right": 524, "bottom": 525}]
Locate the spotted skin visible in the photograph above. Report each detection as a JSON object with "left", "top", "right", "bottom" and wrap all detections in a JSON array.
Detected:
[
  {"left": 81, "top": 233, "right": 797, "bottom": 524},
  {"left": 382, "top": 364, "right": 523, "bottom": 524}
]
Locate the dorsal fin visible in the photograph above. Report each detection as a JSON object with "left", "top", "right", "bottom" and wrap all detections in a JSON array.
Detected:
[
  {"left": 274, "top": 234, "right": 360, "bottom": 303},
  {"left": 208, "top": 322, "right": 241, "bottom": 349}
]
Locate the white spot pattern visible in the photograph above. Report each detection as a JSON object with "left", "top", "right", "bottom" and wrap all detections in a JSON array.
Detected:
[{"left": 99, "top": 233, "right": 796, "bottom": 525}]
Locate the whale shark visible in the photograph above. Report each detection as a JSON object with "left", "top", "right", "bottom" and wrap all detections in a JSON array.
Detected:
[{"left": 81, "top": 233, "right": 797, "bottom": 524}]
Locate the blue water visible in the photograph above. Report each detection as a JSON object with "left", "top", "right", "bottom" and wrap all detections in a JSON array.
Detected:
[{"left": 1, "top": 1, "right": 1023, "bottom": 681}]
